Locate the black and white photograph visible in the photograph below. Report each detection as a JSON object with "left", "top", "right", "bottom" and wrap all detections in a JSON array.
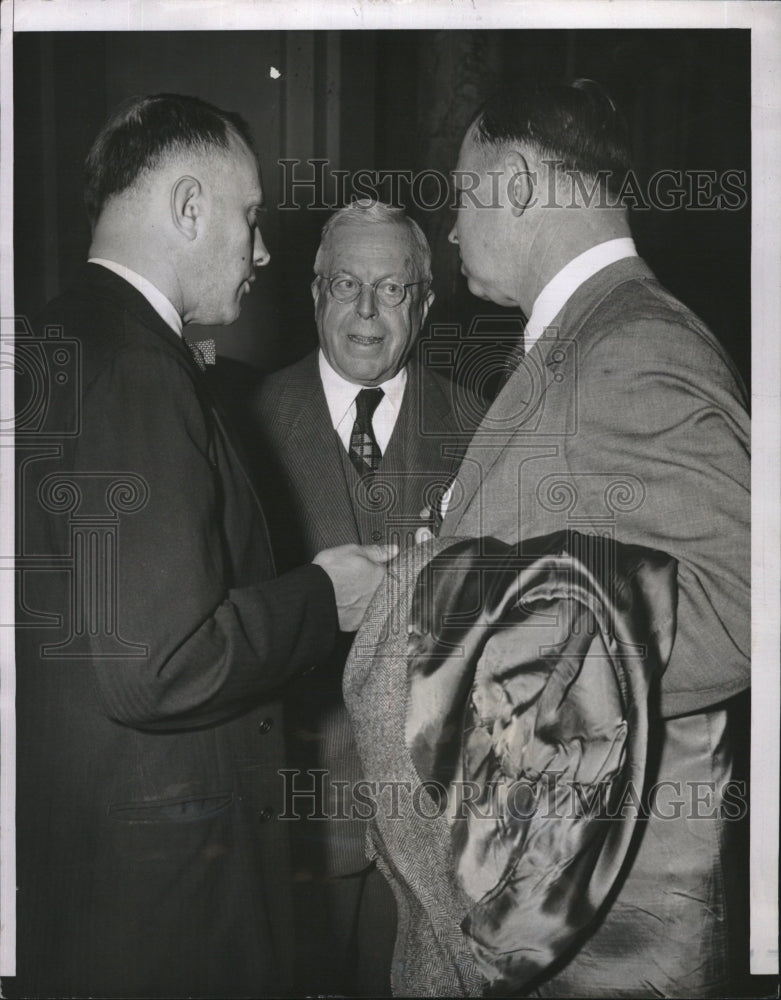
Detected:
[{"left": 1, "top": 2, "right": 778, "bottom": 997}]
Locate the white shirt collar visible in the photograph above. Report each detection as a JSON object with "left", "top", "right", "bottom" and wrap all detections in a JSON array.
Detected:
[
  {"left": 524, "top": 237, "right": 637, "bottom": 352},
  {"left": 318, "top": 349, "right": 407, "bottom": 455},
  {"left": 89, "top": 258, "right": 183, "bottom": 337}
]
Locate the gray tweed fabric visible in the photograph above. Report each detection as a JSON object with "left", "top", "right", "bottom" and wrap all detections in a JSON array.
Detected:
[{"left": 343, "top": 539, "right": 486, "bottom": 997}]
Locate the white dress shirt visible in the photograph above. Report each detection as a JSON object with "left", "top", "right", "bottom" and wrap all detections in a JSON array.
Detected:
[
  {"left": 89, "top": 258, "right": 183, "bottom": 337},
  {"left": 523, "top": 237, "right": 637, "bottom": 353},
  {"left": 318, "top": 350, "right": 407, "bottom": 456}
]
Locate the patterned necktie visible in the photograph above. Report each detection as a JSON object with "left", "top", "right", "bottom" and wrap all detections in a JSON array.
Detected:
[
  {"left": 349, "top": 387, "right": 384, "bottom": 475},
  {"left": 186, "top": 339, "right": 217, "bottom": 372}
]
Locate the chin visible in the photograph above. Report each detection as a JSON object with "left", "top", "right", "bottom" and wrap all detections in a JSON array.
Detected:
[
  {"left": 466, "top": 276, "right": 516, "bottom": 308},
  {"left": 466, "top": 277, "right": 493, "bottom": 302},
  {"left": 342, "top": 364, "right": 383, "bottom": 385},
  {"left": 219, "top": 304, "right": 243, "bottom": 326}
]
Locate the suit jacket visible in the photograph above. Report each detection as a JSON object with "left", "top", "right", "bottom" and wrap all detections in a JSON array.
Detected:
[
  {"left": 441, "top": 256, "right": 750, "bottom": 997},
  {"left": 343, "top": 532, "right": 679, "bottom": 997},
  {"left": 256, "top": 349, "right": 470, "bottom": 875},
  {"left": 11, "top": 264, "right": 337, "bottom": 998}
]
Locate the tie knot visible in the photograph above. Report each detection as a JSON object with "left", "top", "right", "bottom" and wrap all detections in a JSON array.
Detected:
[
  {"left": 186, "top": 338, "right": 217, "bottom": 372},
  {"left": 355, "top": 387, "right": 384, "bottom": 421}
]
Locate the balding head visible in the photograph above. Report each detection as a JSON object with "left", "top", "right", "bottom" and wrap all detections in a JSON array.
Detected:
[
  {"left": 84, "top": 93, "right": 256, "bottom": 229},
  {"left": 471, "top": 78, "right": 632, "bottom": 197},
  {"left": 86, "top": 93, "right": 269, "bottom": 328},
  {"left": 449, "top": 80, "right": 633, "bottom": 313}
]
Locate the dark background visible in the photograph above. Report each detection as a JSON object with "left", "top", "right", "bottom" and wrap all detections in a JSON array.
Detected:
[{"left": 14, "top": 29, "right": 750, "bottom": 389}]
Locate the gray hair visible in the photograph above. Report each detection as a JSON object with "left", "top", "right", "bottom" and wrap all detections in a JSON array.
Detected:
[{"left": 314, "top": 199, "right": 432, "bottom": 280}]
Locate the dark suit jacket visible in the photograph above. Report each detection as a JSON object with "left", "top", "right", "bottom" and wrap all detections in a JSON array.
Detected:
[
  {"left": 441, "top": 256, "right": 750, "bottom": 997},
  {"left": 256, "top": 350, "right": 471, "bottom": 875},
  {"left": 11, "top": 264, "right": 337, "bottom": 998}
]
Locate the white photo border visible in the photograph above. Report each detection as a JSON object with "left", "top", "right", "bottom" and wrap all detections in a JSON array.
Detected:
[{"left": 1, "top": 0, "right": 778, "bottom": 982}]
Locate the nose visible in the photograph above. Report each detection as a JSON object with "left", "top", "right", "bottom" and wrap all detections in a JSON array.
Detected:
[
  {"left": 356, "top": 283, "right": 378, "bottom": 320},
  {"left": 448, "top": 224, "right": 459, "bottom": 245},
  {"left": 253, "top": 227, "right": 271, "bottom": 268}
]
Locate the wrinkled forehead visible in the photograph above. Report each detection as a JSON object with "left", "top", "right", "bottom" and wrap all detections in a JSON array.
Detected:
[{"left": 323, "top": 218, "right": 420, "bottom": 278}]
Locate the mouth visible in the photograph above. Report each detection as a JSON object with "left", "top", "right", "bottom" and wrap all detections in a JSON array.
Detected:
[{"left": 347, "top": 334, "right": 384, "bottom": 347}]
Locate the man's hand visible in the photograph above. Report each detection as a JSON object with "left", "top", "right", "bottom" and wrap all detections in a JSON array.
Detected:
[{"left": 312, "top": 543, "right": 398, "bottom": 632}]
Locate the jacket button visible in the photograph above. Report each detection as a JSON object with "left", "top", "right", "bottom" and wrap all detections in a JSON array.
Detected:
[
  {"left": 259, "top": 807, "right": 274, "bottom": 823},
  {"left": 258, "top": 717, "right": 274, "bottom": 734},
  {"left": 371, "top": 530, "right": 382, "bottom": 541}
]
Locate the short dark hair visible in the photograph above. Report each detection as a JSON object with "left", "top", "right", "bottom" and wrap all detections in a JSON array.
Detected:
[
  {"left": 84, "top": 93, "right": 256, "bottom": 227},
  {"left": 473, "top": 79, "right": 632, "bottom": 196}
]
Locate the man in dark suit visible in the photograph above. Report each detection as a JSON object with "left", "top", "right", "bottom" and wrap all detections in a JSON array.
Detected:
[
  {"left": 257, "top": 200, "right": 471, "bottom": 996},
  {"left": 435, "top": 80, "right": 750, "bottom": 997},
  {"left": 10, "top": 94, "right": 393, "bottom": 999}
]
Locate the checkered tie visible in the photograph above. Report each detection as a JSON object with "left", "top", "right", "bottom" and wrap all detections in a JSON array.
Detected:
[
  {"left": 349, "top": 387, "right": 384, "bottom": 475},
  {"left": 186, "top": 339, "right": 217, "bottom": 372}
]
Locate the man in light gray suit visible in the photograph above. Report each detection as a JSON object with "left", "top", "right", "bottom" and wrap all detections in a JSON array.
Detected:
[
  {"left": 257, "top": 200, "right": 474, "bottom": 996},
  {"left": 438, "top": 80, "right": 750, "bottom": 997}
]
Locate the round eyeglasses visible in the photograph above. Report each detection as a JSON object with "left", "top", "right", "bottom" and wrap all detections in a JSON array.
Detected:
[{"left": 318, "top": 274, "right": 430, "bottom": 308}]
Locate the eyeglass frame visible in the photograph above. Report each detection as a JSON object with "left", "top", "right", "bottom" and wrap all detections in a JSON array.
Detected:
[{"left": 316, "top": 272, "right": 432, "bottom": 308}]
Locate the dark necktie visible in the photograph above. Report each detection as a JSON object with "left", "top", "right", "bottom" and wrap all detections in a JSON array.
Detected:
[{"left": 349, "top": 387, "right": 384, "bottom": 475}]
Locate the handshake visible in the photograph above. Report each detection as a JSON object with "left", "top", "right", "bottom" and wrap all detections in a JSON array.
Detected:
[{"left": 313, "top": 543, "right": 399, "bottom": 632}]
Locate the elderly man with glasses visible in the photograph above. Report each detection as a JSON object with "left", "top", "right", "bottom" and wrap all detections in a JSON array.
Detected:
[{"left": 256, "top": 199, "right": 474, "bottom": 996}]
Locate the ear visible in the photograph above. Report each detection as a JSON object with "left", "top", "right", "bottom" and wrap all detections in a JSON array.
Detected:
[
  {"left": 504, "top": 150, "right": 534, "bottom": 217},
  {"left": 171, "top": 175, "right": 202, "bottom": 240},
  {"left": 311, "top": 277, "right": 322, "bottom": 306},
  {"left": 421, "top": 288, "right": 435, "bottom": 327}
]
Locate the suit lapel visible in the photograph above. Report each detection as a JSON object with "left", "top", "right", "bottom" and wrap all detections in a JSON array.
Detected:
[
  {"left": 82, "top": 262, "right": 194, "bottom": 367},
  {"left": 441, "top": 334, "right": 564, "bottom": 533},
  {"left": 443, "top": 257, "right": 654, "bottom": 535},
  {"left": 404, "top": 360, "right": 463, "bottom": 477},
  {"left": 84, "top": 266, "right": 276, "bottom": 533},
  {"left": 80, "top": 263, "right": 278, "bottom": 568},
  {"left": 281, "top": 364, "right": 360, "bottom": 548},
  {"left": 385, "top": 361, "right": 462, "bottom": 521}
]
